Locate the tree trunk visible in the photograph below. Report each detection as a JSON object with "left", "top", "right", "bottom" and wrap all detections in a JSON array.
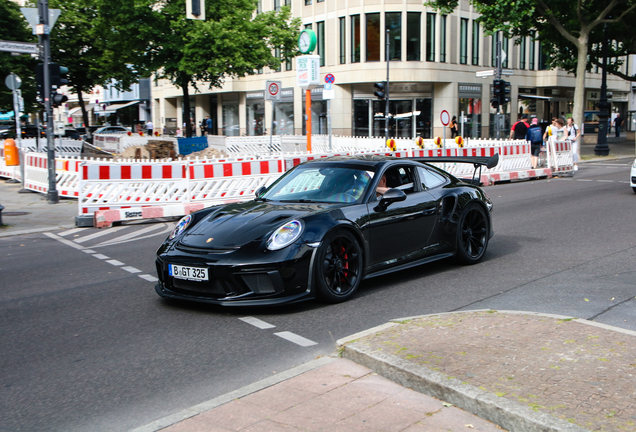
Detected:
[
  {"left": 180, "top": 74, "right": 192, "bottom": 138},
  {"left": 76, "top": 87, "right": 90, "bottom": 130},
  {"left": 573, "top": 32, "right": 589, "bottom": 129}
]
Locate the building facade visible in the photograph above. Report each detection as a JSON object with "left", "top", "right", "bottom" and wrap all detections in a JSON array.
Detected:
[{"left": 150, "top": 0, "right": 633, "bottom": 139}]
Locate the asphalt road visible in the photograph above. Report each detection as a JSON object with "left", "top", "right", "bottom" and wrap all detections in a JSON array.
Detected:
[{"left": 1, "top": 158, "right": 635, "bottom": 432}]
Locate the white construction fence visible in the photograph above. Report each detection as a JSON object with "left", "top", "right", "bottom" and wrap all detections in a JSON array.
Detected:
[{"left": 1, "top": 137, "right": 573, "bottom": 227}]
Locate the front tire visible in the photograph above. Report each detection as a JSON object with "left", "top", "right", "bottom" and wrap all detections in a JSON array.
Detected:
[
  {"left": 315, "top": 230, "right": 363, "bottom": 303},
  {"left": 456, "top": 203, "right": 489, "bottom": 265},
  {"left": 632, "top": 187, "right": 636, "bottom": 194}
]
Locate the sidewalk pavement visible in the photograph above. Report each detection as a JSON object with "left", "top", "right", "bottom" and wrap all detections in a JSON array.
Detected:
[
  {"left": 580, "top": 133, "right": 635, "bottom": 159},
  {"left": 133, "top": 310, "right": 636, "bottom": 432},
  {"left": 0, "top": 180, "right": 77, "bottom": 238}
]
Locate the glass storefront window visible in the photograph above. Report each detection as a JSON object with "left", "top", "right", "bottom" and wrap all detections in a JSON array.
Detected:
[
  {"left": 302, "top": 100, "right": 328, "bottom": 135},
  {"left": 274, "top": 102, "right": 294, "bottom": 135},
  {"left": 353, "top": 99, "right": 370, "bottom": 136},
  {"left": 223, "top": 104, "right": 240, "bottom": 136},
  {"left": 351, "top": 15, "right": 361, "bottom": 63},
  {"left": 406, "top": 12, "right": 421, "bottom": 61},
  {"left": 458, "top": 97, "right": 482, "bottom": 138},
  {"left": 246, "top": 100, "right": 265, "bottom": 136},
  {"left": 371, "top": 99, "right": 432, "bottom": 138}
]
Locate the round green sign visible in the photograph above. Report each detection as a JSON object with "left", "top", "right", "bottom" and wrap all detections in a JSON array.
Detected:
[{"left": 298, "top": 29, "right": 317, "bottom": 54}]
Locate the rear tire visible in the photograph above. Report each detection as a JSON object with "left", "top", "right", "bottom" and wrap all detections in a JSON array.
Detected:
[
  {"left": 315, "top": 230, "right": 363, "bottom": 303},
  {"left": 456, "top": 203, "right": 489, "bottom": 265}
]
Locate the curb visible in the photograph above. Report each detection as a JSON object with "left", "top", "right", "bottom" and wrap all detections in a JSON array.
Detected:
[
  {"left": 129, "top": 356, "right": 336, "bottom": 432},
  {"left": 336, "top": 310, "right": 636, "bottom": 432}
]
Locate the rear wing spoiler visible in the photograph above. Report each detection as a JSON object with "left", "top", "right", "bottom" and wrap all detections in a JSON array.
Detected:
[{"left": 410, "top": 153, "right": 499, "bottom": 185}]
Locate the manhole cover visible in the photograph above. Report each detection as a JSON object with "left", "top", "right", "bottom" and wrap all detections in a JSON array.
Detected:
[{"left": 2, "top": 212, "right": 30, "bottom": 216}]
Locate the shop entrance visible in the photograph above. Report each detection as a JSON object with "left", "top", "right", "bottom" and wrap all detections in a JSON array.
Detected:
[{"left": 353, "top": 99, "right": 431, "bottom": 138}]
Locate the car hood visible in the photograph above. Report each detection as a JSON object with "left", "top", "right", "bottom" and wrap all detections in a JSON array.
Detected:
[{"left": 179, "top": 200, "right": 332, "bottom": 249}]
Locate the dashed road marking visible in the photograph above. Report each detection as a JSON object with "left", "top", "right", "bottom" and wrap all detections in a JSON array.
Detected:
[
  {"left": 81, "top": 249, "right": 96, "bottom": 254},
  {"left": 274, "top": 331, "right": 318, "bottom": 347},
  {"left": 106, "top": 259, "right": 124, "bottom": 266},
  {"left": 139, "top": 274, "right": 158, "bottom": 282},
  {"left": 597, "top": 180, "right": 615, "bottom": 182},
  {"left": 239, "top": 317, "right": 276, "bottom": 329},
  {"left": 93, "top": 254, "right": 109, "bottom": 260},
  {"left": 122, "top": 266, "right": 142, "bottom": 274},
  {"left": 94, "top": 223, "right": 172, "bottom": 247}
]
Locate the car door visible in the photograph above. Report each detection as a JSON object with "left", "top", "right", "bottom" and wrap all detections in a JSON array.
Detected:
[{"left": 364, "top": 165, "right": 439, "bottom": 269}]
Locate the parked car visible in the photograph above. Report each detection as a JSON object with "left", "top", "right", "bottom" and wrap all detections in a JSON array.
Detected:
[
  {"left": 630, "top": 159, "right": 636, "bottom": 193},
  {"left": 59, "top": 128, "right": 81, "bottom": 140},
  {"left": 0, "top": 124, "right": 44, "bottom": 139},
  {"left": 93, "top": 125, "right": 130, "bottom": 135},
  {"left": 155, "top": 154, "right": 497, "bottom": 306}
]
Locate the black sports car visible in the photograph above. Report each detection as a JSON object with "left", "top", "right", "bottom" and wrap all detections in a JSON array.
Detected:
[{"left": 155, "top": 154, "right": 496, "bottom": 306}]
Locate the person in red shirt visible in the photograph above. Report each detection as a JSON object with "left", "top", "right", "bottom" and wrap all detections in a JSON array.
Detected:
[{"left": 510, "top": 114, "right": 529, "bottom": 140}]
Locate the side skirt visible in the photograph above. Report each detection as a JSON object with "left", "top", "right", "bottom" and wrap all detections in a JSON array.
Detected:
[{"left": 362, "top": 252, "right": 455, "bottom": 280}]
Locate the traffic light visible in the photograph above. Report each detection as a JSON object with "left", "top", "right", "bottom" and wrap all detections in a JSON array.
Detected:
[
  {"left": 374, "top": 81, "right": 387, "bottom": 100},
  {"left": 491, "top": 98, "right": 500, "bottom": 110},
  {"left": 49, "top": 63, "right": 69, "bottom": 89},
  {"left": 493, "top": 79, "right": 510, "bottom": 107},
  {"left": 35, "top": 63, "right": 44, "bottom": 100},
  {"left": 51, "top": 92, "right": 68, "bottom": 108}
]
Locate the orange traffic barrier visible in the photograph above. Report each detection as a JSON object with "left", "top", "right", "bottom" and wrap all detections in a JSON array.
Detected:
[{"left": 4, "top": 138, "right": 19, "bottom": 166}]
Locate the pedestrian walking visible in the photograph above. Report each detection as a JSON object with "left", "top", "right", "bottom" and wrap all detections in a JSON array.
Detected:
[
  {"left": 449, "top": 116, "right": 458, "bottom": 138},
  {"left": 510, "top": 114, "right": 529, "bottom": 140},
  {"left": 613, "top": 113, "right": 624, "bottom": 138},
  {"left": 206, "top": 115, "right": 213, "bottom": 136},
  {"left": 566, "top": 117, "right": 581, "bottom": 171},
  {"left": 525, "top": 118, "right": 543, "bottom": 169},
  {"left": 145, "top": 119, "right": 154, "bottom": 136}
]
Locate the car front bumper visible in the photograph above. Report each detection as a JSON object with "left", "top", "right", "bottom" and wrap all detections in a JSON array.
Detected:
[{"left": 155, "top": 241, "right": 319, "bottom": 306}]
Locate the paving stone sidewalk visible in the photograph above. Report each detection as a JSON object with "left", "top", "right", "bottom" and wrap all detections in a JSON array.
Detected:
[{"left": 341, "top": 311, "right": 636, "bottom": 432}]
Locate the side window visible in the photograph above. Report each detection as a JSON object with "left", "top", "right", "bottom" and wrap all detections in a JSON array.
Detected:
[
  {"left": 417, "top": 166, "right": 445, "bottom": 190},
  {"left": 384, "top": 166, "right": 415, "bottom": 194}
]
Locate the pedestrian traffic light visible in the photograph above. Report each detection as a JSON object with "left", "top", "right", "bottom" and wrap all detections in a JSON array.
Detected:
[
  {"left": 502, "top": 80, "right": 511, "bottom": 105},
  {"left": 50, "top": 63, "right": 69, "bottom": 89},
  {"left": 374, "top": 81, "right": 387, "bottom": 100},
  {"left": 51, "top": 91, "right": 68, "bottom": 108},
  {"left": 493, "top": 79, "right": 510, "bottom": 107},
  {"left": 491, "top": 98, "right": 500, "bottom": 110}
]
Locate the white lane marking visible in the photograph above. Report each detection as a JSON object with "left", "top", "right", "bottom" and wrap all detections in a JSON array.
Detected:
[
  {"left": 274, "top": 331, "right": 318, "bottom": 347},
  {"left": 44, "top": 232, "right": 87, "bottom": 250},
  {"left": 94, "top": 223, "right": 170, "bottom": 247},
  {"left": 239, "top": 317, "right": 276, "bottom": 329},
  {"left": 73, "top": 226, "right": 130, "bottom": 244},
  {"left": 139, "top": 274, "right": 158, "bottom": 282},
  {"left": 106, "top": 259, "right": 124, "bottom": 266},
  {"left": 122, "top": 266, "right": 142, "bottom": 274},
  {"left": 58, "top": 227, "right": 88, "bottom": 237},
  {"left": 597, "top": 180, "right": 615, "bottom": 182},
  {"left": 576, "top": 179, "right": 593, "bottom": 182},
  {"left": 82, "top": 249, "right": 96, "bottom": 254},
  {"left": 93, "top": 254, "right": 109, "bottom": 260}
]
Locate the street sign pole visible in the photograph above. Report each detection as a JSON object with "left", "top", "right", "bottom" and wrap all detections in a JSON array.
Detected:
[{"left": 38, "top": 0, "right": 58, "bottom": 204}]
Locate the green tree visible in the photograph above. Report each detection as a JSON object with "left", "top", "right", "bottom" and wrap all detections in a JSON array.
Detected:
[
  {"left": 150, "top": 0, "right": 301, "bottom": 137},
  {"left": 427, "top": 0, "right": 636, "bottom": 127},
  {"left": 41, "top": 0, "right": 155, "bottom": 128},
  {"left": 0, "top": 0, "right": 37, "bottom": 114}
]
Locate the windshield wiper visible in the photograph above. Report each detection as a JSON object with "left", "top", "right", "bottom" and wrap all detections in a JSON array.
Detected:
[{"left": 254, "top": 197, "right": 269, "bottom": 202}]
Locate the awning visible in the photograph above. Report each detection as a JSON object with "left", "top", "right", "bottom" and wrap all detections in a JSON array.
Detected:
[
  {"left": 100, "top": 101, "right": 141, "bottom": 115},
  {"left": 519, "top": 94, "right": 552, "bottom": 101},
  {"left": 68, "top": 104, "right": 96, "bottom": 116}
]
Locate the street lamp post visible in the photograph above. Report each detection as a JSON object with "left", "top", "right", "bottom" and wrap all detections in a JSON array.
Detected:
[{"left": 594, "top": 21, "right": 610, "bottom": 156}]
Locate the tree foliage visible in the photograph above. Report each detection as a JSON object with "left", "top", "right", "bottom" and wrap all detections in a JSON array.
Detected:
[
  {"left": 0, "top": 0, "right": 37, "bottom": 113},
  {"left": 149, "top": 0, "right": 301, "bottom": 137}
]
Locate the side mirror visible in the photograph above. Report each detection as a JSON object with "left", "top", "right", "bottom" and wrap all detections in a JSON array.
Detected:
[
  {"left": 374, "top": 188, "right": 406, "bottom": 212},
  {"left": 255, "top": 186, "right": 267, "bottom": 199}
]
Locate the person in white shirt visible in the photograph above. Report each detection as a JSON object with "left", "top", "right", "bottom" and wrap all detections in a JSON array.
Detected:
[
  {"left": 566, "top": 117, "right": 581, "bottom": 171},
  {"left": 145, "top": 120, "right": 154, "bottom": 136}
]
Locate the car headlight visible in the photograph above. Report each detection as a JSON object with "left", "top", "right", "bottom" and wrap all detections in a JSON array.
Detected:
[
  {"left": 169, "top": 214, "right": 193, "bottom": 239},
  {"left": 267, "top": 220, "right": 303, "bottom": 251}
]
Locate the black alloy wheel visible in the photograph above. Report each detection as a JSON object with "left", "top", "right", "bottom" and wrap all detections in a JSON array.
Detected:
[
  {"left": 456, "top": 203, "right": 489, "bottom": 264},
  {"left": 315, "top": 230, "right": 363, "bottom": 303}
]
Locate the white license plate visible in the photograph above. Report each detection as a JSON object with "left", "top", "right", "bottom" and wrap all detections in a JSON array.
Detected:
[{"left": 169, "top": 264, "right": 208, "bottom": 281}]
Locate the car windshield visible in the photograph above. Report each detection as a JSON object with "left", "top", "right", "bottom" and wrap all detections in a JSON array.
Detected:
[{"left": 262, "top": 165, "right": 375, "bottom": 204}]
